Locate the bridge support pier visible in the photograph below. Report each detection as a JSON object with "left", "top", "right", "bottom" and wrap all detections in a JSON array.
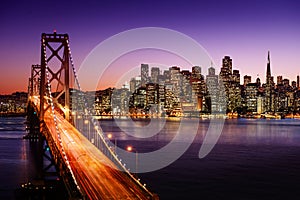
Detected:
[{"left": 24, "top": 103, "right": 40, "bottom": 140}]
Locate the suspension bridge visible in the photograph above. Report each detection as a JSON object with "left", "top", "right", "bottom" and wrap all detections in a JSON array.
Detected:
[{"left": 26, "top": 31, "right": 158, "bottom": 199}]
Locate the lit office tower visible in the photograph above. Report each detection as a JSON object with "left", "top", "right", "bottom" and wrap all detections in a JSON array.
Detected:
[
  {"left": 265, "top": 51, "right": 273, "bottom": 112},
  {"left": 277, "top": 76, "right": 283, "bottom": 85},
  {"left": 146, "top": 83, "right": 159, "bottom": 106},
  {"left": 151, "top": 67, "right": 160, "bottom": 83},
  {"left": 169, "top": 66, "right": 181, "bottom": 98},
  {"left": 219, "top": 56, "right": 233, "bottom": 112},
  {"left": 245, "top": 83, "right": 258, "bottom": 113},
  {"left": 228, "top": 69, "right": 242, "bottom": 112},
  {"left": 206, "top": 66, "right": 219, "bottom": 112},
  {"left": 232, "top": 70, "right": 240, "bottom": 84},
  {"left": 130, "top": 78, "right": 136, "bottom": 92},
  {"left": 208, "top": 66, "right": 215, "bottom": 75},
  {"left": 220, "top": 56, "right": 232, "bottom": 82},
  {"left": 192, "top": 66, "right": 201, "bottom": 79},
  {"left": 181, "top": 70, "right": 192, "bottom": 101},
  {"left": 292, "top": 81, "right": 297, "bottom": 89},
  {"left": 219, "top": 56, "right": 233, "bottom": 95},
  {"left": 129, "top": 76, "right": 141, "bottom": 92},
  {"left": 191, "top": 66, "right": 205, "bottom": 109},
  {"left": 256, "top": 77, "right": 261, "bottom": 87},
  {"left": 163, "top": 70, "right": 170, "bottom": 83},
  {"left": 244, "top": 75, "right": 251, "bottom": 86},
  {"left": 141, "top": 64, "right": 149, "bottom": 87},
  {"left": 282, "top": 79, "right": 290, "bottom": 88}
]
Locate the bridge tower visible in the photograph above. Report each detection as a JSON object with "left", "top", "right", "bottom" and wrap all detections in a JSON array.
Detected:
[
  {"left": 29, "top": 64, "right": 41, "bottom": 97},
  {"left": 40, "top": 31, "right": 71, "bottom": 122},
  {"left": 25, "top": 64, "right": 41, "bottom": 138}
]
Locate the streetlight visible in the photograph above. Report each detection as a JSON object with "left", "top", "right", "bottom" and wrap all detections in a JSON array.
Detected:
[
  {"left": 77, "top": 115, "right": 82, "bottom": 131},
  {"left": 84, "top": 119, "right": 90, "bottom": 139},
  {"left": 107, "top": 133, "right": 117, "bottom": 154},
  {"left": 72, "top": 111, "right": 76, "bottom": 127},
  {"left": 126, "top": 145, "right": 138, "bottom": 175}
]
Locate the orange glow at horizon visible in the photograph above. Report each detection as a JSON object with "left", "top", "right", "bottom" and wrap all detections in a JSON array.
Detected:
[{"left": 91, "top": 48, "right": 193, "bottom": 91}]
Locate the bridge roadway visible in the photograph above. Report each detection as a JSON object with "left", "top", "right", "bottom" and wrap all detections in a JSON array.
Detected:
[{"left": 32, "top": 97, "right": 154, "bottom": 199}]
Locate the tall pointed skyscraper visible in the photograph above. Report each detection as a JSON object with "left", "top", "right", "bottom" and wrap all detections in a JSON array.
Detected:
[
  {"left": 265, "top": 51, "right": 273, "bottom": 112},
  {"left": 266, "top": 51, "right": 271, "bottom": 83}
]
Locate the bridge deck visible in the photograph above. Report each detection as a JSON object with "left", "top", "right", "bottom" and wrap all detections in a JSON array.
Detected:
[{"left": 32, "top": 97, "right": 153, "bottom": 199}]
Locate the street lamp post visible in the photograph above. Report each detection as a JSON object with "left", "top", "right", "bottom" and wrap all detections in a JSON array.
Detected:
[
  {"left": 72, "top": 111, "right": 76, "bottom": 127},
  {"left": 107, "top": 133, "right": 117, "bottom": 154},
  {"left": 77, "top": 114, "right": 82, "bottom": 132},
  {"left": 84, "top": 119, "right": 90, "bottom": 139},
  {"left": 127, "top": 145, "right": 138, "bottom": 175}
]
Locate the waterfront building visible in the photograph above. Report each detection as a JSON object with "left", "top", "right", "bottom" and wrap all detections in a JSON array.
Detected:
[
  {"left": 277, "top": 76, "right": 283, "bottom": 85},
  {"left": 191, "top": 66, "right": 201, "bottom": 80},
  {"left": 111, "top": 88, "right": 130, "bottom": 115},
  {"left": 141, "top": 64, "right": 149, "bottom": 87},
  {"left": 264, "top": 51, "right": 274, "bottom": 113},
  {"left": 169, "top": 66, "right": 181, "bottom": 99},
  {"left": 206, "top": 66, "right": 219, "bottom": 112},
  {"left": 151, "top": 67, "right": 160, "bottom": 83},
  {"left": 219, "top": 56, "right": 232, "bottom": 96},
  {"left": 256, "top": 77, "right": 261, "bottom": 87},
  {"left": 146, "top": 83, "right": 159, "bottom": 106},
  {"left": 158, "top": 84, "right": 166, "bottom": 113},
  {"left": 130, "top": 87, "right": 146, "bottom": 112},
  {"left": 219, "top": 56, "right": 242, "bottom": 113},
  {"left": 245, "top": 83, "right": 258, "bottom": 113},
  {"left": 244, "top": 75, "right": 251, "bottom": 86},
  {"left": 130, "top": 76, "right": 141, "bottom": 92},
  {"left": 191, "top": 66, "right": 206, "bottom": 111},
  {"left": 181, "top": 70, "right": 193, "bottom": 102},
  {"left": 94, "top": 88, "right": 113, "bottom": 114},
  {"left": 228, "top": 70, "right": 242, "bottom": 112},
  {"left": 257, "top": 96, "right": 264, "bottom": 114}
]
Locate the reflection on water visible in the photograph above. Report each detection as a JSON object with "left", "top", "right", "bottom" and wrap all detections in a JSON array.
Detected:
[
  {"left": 0, "top": 117, "right": 67, "bottom": 199},
  {"left": 0, "top": 117, "right": 29, "bottom": 199},
  {"left": 99, "top": 118, "right": 300, "bottom": 146},
  {"left": 1, "top": 117, "right": 300, "bottom": 199},
  {"left": 99, "top": 118, "right": 300, "bottom": 199}
]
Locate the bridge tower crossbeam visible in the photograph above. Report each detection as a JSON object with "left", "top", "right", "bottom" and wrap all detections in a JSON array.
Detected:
[
  {"left": 30, "top": 64, "right": 41, "bottom": 96},
  {"left": 40, "top": 31, "right": 71, "bottom": 122}
]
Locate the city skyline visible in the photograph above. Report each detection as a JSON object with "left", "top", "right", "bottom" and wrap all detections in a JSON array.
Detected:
[
  {"left": 1, "top": 0, "right": 300, "bottom": 94},
  {"left": 115, "top": 51, "right": 299, "bottom": 91},
  {"left": 90, "top": 52, "right": 300, "bottom": 117}
]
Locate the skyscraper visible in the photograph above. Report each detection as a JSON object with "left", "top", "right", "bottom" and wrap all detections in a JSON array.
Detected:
[
  {"left": 256, "top": 77, "right": 261, "bottom": 87},
  {"left": 208, "top": 66, "right": 215, "bottom": 76},
  {"left": 265, "top": 51, "right": 273, "bottom": 112},
  {"left": 151, "top": 67, "right": 160, "bottom": 83},
  {"left": 129, "top": 76, "right": 141, "bottom": 92},
  {"left": 232, "top": 70, "right": 240, "bottom": 84},
  {"left": 206, "top": 66, "right": 219, "bottom": 112},
  {"left": 192, "top": 66, "right": 201, "bottom": 80},
  {"left": 277, "top": 76, "right": 283, "bottom": 85},
  {"left": 266, "top": 51, "right": 271, "bottom": 80},
  {"left": 141, "top": 64, "right": 149, "bottom": 87},
  {"left": 220, "top": 56, "right": 232, "bottom": 83},
  {"left": 244, "top": 75, "right": 251, "bottom": 86},
  {"left": 245, "top": 83, "right": 258, "bottom": 113},
  {"left": 169, "top": 66, "right": 181, "bottom": 98},
  {"left": 219, "top": 56, "right": 242, "bottom": 112}
]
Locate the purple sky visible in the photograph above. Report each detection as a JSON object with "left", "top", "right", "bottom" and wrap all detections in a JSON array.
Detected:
[{"left": 1, "top": 0, "right": 300, "bottom": 93}]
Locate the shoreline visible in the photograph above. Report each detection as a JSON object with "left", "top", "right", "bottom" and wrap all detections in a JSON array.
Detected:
[{"left": 0, "top": 112, "right": 26, "bottom": 117}]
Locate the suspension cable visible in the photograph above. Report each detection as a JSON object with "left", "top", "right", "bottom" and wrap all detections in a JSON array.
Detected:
[
  {"left": 66, "top": 38, "right": 152, "bottom": 194},
  {"left": 41, "top": 38, "right": 81, "bottom": 192}
]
